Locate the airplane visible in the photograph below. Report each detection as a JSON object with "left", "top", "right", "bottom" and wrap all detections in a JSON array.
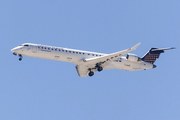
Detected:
[{"left": 11, "top": 43, "right": 174, "bottom": 77}]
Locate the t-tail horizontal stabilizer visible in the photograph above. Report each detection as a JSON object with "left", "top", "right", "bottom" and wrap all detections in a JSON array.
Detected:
[{"left": 141, "top": 47, "right": 175, "bottom": 64}]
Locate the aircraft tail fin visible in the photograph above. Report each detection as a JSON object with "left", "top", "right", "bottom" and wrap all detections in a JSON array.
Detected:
[{"left": 141, "top": 47, "right": 175, "bottom": 64}]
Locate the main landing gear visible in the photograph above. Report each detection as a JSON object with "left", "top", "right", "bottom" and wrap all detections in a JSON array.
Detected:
[
  {"left": 96, "top": 63, "right": 103, "bottom": 72},
  {"left": 88, "top": 68, "right": 94, "bottom": 77},
  {"left": 88, "top": 71, "right": 94, "bottom": 77},
  {"left": 97, "top": 66, "right": 103, "bottom": 72},
  {"left": 88, "top": 65, "right": 103, "bottom": 77}
]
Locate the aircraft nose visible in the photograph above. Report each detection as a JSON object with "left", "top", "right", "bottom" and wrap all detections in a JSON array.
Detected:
[
  {"left": 11, "top": 48, "right": 17, "bottom": 52},
  {"left": 11, "top": 47, "right": 22, "bottom": 53}
]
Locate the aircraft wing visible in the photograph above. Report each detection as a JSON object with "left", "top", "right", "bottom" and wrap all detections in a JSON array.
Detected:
[
  {"left": 83, "top": 43, "right": 141, "bottom": 67},
  {"left": 76, "top": 43, "right": 141, "bottom": 77}
]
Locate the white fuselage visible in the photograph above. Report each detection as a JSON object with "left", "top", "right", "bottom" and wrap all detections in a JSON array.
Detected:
[{"left": 11, "top": 43, "right": 154, "bottom": 72}]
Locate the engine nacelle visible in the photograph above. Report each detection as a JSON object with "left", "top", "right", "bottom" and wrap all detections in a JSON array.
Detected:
[{"left": 126, "top": 53, "right": 141, "bottom": 62}]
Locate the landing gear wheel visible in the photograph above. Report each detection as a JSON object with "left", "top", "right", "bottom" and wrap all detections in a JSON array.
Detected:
[
  {"left": 19, "top": 58, "right": 22, "bottom": 61},
  {"left": 19, "top": 54, "right": 23, "bottom": 61},
  {"left": 88, "top": 71, "right": 94, "bottom": 77},
  {"left": 97, "top": 66, "right": 103, "bottom": 72}
]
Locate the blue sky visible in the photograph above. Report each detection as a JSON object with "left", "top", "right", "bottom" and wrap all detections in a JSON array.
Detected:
[{"left": 1, "top": 0, "right": 180, "bottom": 120}]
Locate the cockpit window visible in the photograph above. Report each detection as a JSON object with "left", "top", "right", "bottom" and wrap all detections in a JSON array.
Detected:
[{"left": 24, "top": 44, "right": 29, "bottom": 46}]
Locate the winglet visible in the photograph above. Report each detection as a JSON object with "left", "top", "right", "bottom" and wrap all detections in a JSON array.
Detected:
[{"left": 131, "top": 43, "right": 141, "bottom": 50}]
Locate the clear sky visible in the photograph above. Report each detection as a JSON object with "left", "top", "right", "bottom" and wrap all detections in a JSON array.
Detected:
[{"left": 1, "top": 0, "right": 180, "bottom": 120}]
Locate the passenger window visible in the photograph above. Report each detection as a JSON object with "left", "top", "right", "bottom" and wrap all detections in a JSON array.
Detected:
[
  {"left": 88, "top": 54, "right": 90, "bottom": 55},
  {"left": 73, "top": 51, "right": 75, "bottom": 53},
  {"left": 59, "top": 49, "right": 61, "bottom": 51},
  {"left": 62, "top": 50, "right": 64, "bottom": 52},
  {"left": 69, "top": 51, "right": 71, "bottom": 53},
  {"left": 76, "top": 52, "right": 78, "bottom": 54},
  {"left": 66, "top": 50, "right": 68, "bottom": 52},
  {"left": 79, "top": 52, "right": 81, "bottom": 54}
]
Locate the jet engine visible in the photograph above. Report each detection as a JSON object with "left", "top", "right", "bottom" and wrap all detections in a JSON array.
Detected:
[{"left": 126, "top": 53, "right": 141, "bottom": 62}]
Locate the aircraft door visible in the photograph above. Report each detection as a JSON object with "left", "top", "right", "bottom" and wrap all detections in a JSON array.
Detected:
[{"left": 32, "top": 46, "right": 37, "bottom": 53}]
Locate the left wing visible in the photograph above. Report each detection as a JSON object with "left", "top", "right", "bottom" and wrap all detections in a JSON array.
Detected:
[
  {"left": 76, "top": 43, "right": 141, "bottom": 77},
  {"left": 83, "top": 43, "right": 141, "bottom": 68}
]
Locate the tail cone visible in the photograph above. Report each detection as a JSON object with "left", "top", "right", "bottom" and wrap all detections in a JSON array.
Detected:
[{"left": 153, "top": 65, "right": 157, "bottom": 68}]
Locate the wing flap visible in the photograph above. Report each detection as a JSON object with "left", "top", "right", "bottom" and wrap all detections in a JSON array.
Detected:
[{"left": 75, "top": 65, "right": 89, "bottom": 77}]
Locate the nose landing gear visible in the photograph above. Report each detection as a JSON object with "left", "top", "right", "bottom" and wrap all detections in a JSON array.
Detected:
[
  {"left": 19, "top": 58, "right": 22, "bottom": 61},
  {"left": 19, "top": 55, "right": 23, "bottom": 61},
  {"left": 13, "top": 53, "right": 23, "bottom": 61},
  {"left": 13, "top": 53, "right": 17, "bottom": 56}
]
